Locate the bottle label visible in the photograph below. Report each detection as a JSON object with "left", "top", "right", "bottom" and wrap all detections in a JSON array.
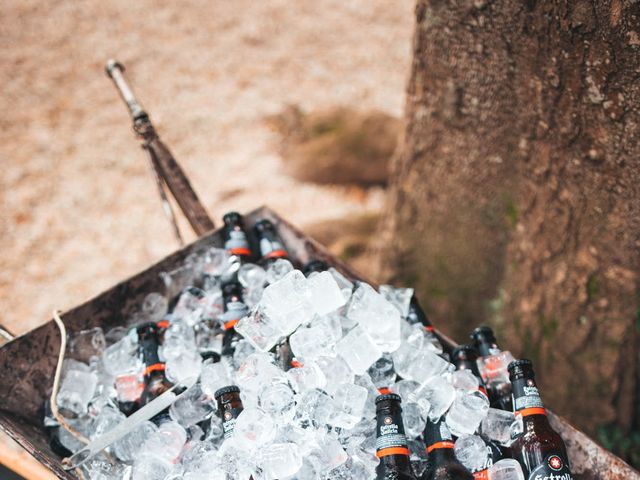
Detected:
[
  {"left": 222, "top": 407, "right": 243, "bottom": 439},
  {"left": 424, "top": 419, "right": 454, "bottom": 451},
  {"left": 528, "top": 454, "right": 573, "bottom": 480},
  {"left": 375, "top": 412, "right": 409, "bottom": 458},
  {"left": 512, "top": 376, "right": 546, "bottom": 416},
  {"left": 225, "top": 230, "right": 251, "bottom": 256},
  {"left": 222, "top": 300, "right": 249, "bottom": 325}
]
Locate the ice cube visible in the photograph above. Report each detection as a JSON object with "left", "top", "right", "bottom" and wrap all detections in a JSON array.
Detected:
[
  {"left": 259, "top": 442, "right": 303, "bottom": 479},
  {"left": 317, "top": 434, "right": 349, "bottom": 472},
  {"left": 102, "top": 332, "right": 141, "bottom": 377},
  {"left": 286, "top": 362, "right": 327, "bottom": 392},
  {"left": 169, "top": 384, "right": 215, "bottom": 427},
  {"left": 112, "top": 421, "right": 158, "bottom": 462},
  {"left": 69, "top": 327, "right": 106, "bottom": 362},
  {"left": 265, "top": 258, "right": 294, "bottom": 284},
  {"left": 488, "top": 459, "right": 525, "bottom": 480},
  {"left": 316, "top": 356, "right": 355, "bottom": 396},
  {"left": 132, "top": 455, "right": 174, "bottom": 480},
  {"left": 347, "top": 283, "right": 402, "bottom": 352},
  {"left": 392, "top": 342, "right": 450, "bottom": 383},
  {"left": 290, "top": 325, "right": 337, "bottom": 362},
  {"left": 403, "top": 402, "right": 426, "bottom": 438},
  {"left": 367, "top": 354, "right": 396, "bottom": 388},
  {"left": 258, "top": 382, "right": 296, "bottom": 421},
  {"left": 446, "top": 390, "right": 490, "bottom": 437},
  {"left": 413, "top": 375, "right": 455, "bottom": 421},
  {"left": 480, "top": 408, "right": 517, "bottom": 447},
  {"left": 392, "top": 379, "right": 420, "bottom": 402},
  {"left": 200, "top": 362, "right": 232, "bottom": 397},
  {"left": 354, "top": 373, "right": 380, "bottom": 419},
  {"left": 327, "top": 267, "right": 354, "bottom": 302},
  {"left": 139, "top": 421, "right": 187, "bottom": 463},
  {"left": 142, "top": 293, "right": 168, "bottom": 322},
  {"left": 477, "top": 351, "right": 516, "bottom": 387},
  {"left": 451, "top": 369, "right": 480, "bottom": 392},
  {"left": 238, "top": 263, "right": 267, "bottom": 289},
  {"left": 82, "top": 456, "right": 130, "bottom": 480},
  {"left": 379, "top": 285, "right": 414, "bottom": 317},
  {"left": 56, "top": 368, "right": 98, "bottom": 417},
  {"left": 260, "top": 270, "right": 312, "bottom": 335},
  {"left": 306, "top": 271, "right": 347, "bottom": 315},
  {"left": 235, "top": 305, "right": 283, "bottom": 352},
  {"left": 454, "top": 435, "right": 490, "bottom": 472},
  {"left": 329, "top": 383, "right": 368, "bottom": 429},
  {"left": 294, "top": 389, "right": 336, "bottom": 428},
  {"left": 337, "top": 325, "right": 382, "bottom": 375},
  {"left": 165, "top": 350, "right": 202, "bottom": 383},
  {"left": 115, "top": 372, "right": 143, "bottom": 404},
  {"left": 233, "top": 408, "right": 277, "bottom": 447}
]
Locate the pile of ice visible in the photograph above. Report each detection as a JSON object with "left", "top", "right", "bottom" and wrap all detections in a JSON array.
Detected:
[{"left": 50, "top": 249, "right": 518, "bottom": 480}]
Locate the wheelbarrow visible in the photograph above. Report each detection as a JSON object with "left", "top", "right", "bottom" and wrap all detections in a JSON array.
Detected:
[{"left": 0, "top": 61, "right": 637, "bottom": 480}]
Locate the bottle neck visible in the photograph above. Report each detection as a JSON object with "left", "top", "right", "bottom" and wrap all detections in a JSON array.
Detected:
[
  {"left": 423, "top": 419, "right": 456, "bottom": 462},
  {"left": 476, "top": 339, "right": 500, "bottom": 357},
  {"left": 511, "top": 372, "right": 547, "bottom": 419},
  {"left": 218, "top": 393, "right": 244, "bottom": 439},
  {"left": 375, "top": 402, "right": 411, "bottom": 460}
]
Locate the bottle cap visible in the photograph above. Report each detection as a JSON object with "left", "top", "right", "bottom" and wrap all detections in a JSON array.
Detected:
[
  {"left": 507, "top": 359, "right": 533, "bottom": 376},
  {"left": 223, "top": 211, "right": 242, "bottom": 224},
  {"left": 254, "top": 219, "right": 274, "bottom": 232},
  {"left": 375, "top": 393, "right": 402, "bottom": 404},
  {"left": 302, "top": 259, "right": 329, "bottom": 276},
  {"left": 135, "top": 322, "right": 159, "bottom": 334},
  {"left": 214, "top": 385, "right": 240, "bottom": 400},
  {"left": 451, "top": 344, "right": 479, "bottom": 361},
  {"left": 470, "top": 325, "right": 496, "bottom": 342}
]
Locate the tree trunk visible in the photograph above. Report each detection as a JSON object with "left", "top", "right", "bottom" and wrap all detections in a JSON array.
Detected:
[{"left": 380, "top": 0, "right": 640, "bottom": 450}]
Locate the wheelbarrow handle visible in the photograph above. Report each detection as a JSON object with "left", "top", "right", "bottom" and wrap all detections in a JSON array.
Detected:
[{"left": 105, "top": 60, "right": 148, "bottom": 124}]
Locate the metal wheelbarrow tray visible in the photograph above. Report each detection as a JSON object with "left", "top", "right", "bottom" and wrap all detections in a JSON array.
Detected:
[
  {"left": 0, "top": 206, "right": 636, "bottom": 479},
  {"left": 1, "top": 62, "right": 637, "bottom": 479}
]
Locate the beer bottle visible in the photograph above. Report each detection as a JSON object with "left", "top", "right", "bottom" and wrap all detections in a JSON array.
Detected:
[
  {"left": 374, "top": 393, "right": 417, "bottom": 480},
  {"left": 253, "top": 219, "right": 289, "bottom": 265},
  {"left": 214, "top": 385, "right": 244, "bottom": 439},
  {"left": 470, "top": 326, "right": 514, "bottom": 411},
  {"left": 508, "top": 359, "right": 573, "bottom": 479},
  {"left": 302, "top": 259, "right": 329, "bottom": 277},
  {"left": 222, "top": 211, "right": 253, "bottom": 262},
  {"left": 221, "top": 282, "right": 249, "bottom": 357},
  {"left": 137, "top": 322, "right": 173, "bottom": 407},
  {"left": 422, "top": 419, "right": 473, "bottom": 480},
  {"left": 451, "top": 345, "right": 488, "bottom": 398}
]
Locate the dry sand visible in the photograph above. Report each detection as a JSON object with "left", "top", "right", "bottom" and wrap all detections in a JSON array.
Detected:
[{"left": 0, "top": 0, "right": 414, "bottom": 336}]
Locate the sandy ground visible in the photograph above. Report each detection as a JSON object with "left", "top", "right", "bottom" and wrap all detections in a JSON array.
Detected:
[{"left": 0, "top": 0, "right": 414, "bottom": 337}]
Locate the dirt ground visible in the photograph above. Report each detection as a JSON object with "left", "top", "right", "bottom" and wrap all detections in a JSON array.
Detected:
[{"left": 0, "top": 0, "right": 415, "bottom": 336}]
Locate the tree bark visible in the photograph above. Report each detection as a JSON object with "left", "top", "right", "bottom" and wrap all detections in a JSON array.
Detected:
[{"left": 380, "top": 0, "right": 640, "bottom": 446}]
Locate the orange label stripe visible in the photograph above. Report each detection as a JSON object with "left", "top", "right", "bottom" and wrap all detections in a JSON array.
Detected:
[
  {"left": 517, "top": 407, "right": 546, "bottom": 417},
  {"left": 473, "top": 469, "right": 489, "bottom": 480},
  {"left": 376, "top": 447, "right": 410, "bottom": 458},
  {"left": 426, "top": 441, "right": 455, "bottom": 453},
  {"left": 378, "top": 387, "right": 392, "bottom": 395},
  {"left": 156, "top": 320, "right": 170, "bottom": 329},
  {"left": 424, "top": 326, "right": 435, "bottom": 332},
  {"left": 266, "top": 249, "right": 288, "bottom": 259},
  {"left": 224, "top": 319, "right": 239, "bottom": 331},
  {"left": 144, "top": 363, "right": 166, "bottom": 376},
  {"left": 230, "top": 247, "right": 252, "bottom": 256}
]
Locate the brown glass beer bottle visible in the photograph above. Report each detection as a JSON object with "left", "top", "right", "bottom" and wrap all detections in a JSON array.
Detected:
[
  {"left": 421, "top": 418, "right": 473, "bottom": 480},
  {"left": 137, "top": 322, "right": 173, "bottom": 407},
  {"left": 222, "top": 212, "right": 253, "bottom": 262},
  {"left": 375, "top": 393, "right": 417, "bottom": 480},
  {"left": 508, "top": 359, "right": 573, "bottom": 479},
  {"left": 253, "top": 219, "right": 289, "bottom": 265},
  {"left": 221, "top": 282, "right": 249, "bottom": 357},
  {"left": 214, "top": 385, "right": 244, "bottom": 439},
  {"left": 470, "top": 326, "right": 514, "bottom": 411}
]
